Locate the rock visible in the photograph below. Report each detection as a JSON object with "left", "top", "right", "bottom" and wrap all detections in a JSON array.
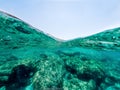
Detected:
[
  {"left": 63, "top": 77, "right": 96, "bottom": 90},
  {"left": 105, "top": 85, "right": 120, "bottom": 90},
  {"left": 64, "top": 54, "right": 105, "bottom": 87},
  {"left": 5, "top": 65, "right": 36, "bottom": 90},
  {"left": 33, "top": 53, "right": 65, "bottom": 90}
]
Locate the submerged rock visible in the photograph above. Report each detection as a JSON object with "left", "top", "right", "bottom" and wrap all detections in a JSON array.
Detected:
[
  {"left": 6, "top": 65, "right": 36, "bottom": 90},
  {"left": 0, "top": 11, "right": 120, "bottom": 90}
]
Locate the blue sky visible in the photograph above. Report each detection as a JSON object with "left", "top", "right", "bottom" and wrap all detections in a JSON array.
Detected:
[{"left": 0, "top": 0, "right": 120, "bottom": 40}]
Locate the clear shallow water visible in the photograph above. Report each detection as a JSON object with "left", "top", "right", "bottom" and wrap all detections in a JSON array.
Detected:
[{"left": 0, "top": 46, "right": 120, "bottom": 90}]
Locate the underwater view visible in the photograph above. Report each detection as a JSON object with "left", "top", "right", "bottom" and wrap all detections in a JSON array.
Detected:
[{"left": 0, "top": 11, "right": 120, "bottom": 90}]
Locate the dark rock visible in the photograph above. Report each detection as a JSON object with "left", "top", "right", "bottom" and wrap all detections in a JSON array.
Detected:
[
  {"left": 15, "top": 26, "right": 32, "bottom": 34},
  {"left": 6, "top": 65, "right": 36, "bottom": 90}
]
